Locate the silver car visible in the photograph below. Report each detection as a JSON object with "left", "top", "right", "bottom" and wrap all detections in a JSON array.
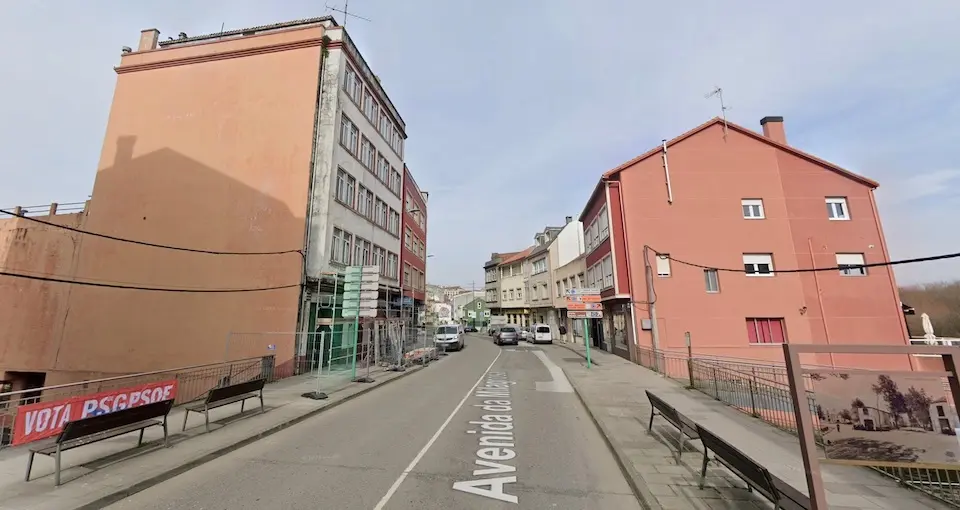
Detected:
[{"left": 495, "top": 325, "right": 520, "bottom": 346}]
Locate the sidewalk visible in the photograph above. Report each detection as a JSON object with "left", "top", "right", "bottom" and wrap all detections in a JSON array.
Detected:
[
  {"left": 556, "top": 342, "right": 949, "bottom": 510},
  {"left": 0, "top": 363, "right": 423, "bottom": 510}
]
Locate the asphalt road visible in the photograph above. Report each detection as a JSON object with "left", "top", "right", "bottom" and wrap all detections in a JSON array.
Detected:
[{"left": 105, "top": 335, "right": 641, "bottom": 509}]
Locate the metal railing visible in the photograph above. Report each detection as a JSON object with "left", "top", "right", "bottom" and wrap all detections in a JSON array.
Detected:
[
  {"left": 0, "top": 201, "right": 86, "bottom": 218},
  {"left": 0, "top": 356, "right": 272, "bottom": 449},
  {"left": 636, "top": 346, "right": 960, "bottom": 507}
]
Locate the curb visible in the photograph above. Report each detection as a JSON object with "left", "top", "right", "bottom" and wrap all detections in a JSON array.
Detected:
[
  {"left": 75, "top": 365, "right": 424, "bottom": 510},
  {"left": 563, "top": 368, "right": 662, "bottom": 510}
]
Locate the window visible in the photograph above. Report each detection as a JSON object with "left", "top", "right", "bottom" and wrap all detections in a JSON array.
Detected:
[
  {"left": 343, "top": 65, "right": 362, "bottom": 102},
  {"left": 743, "top": 254, "right": 774, "bottom": 276},
  {"left": 363, "top": 90, "right": 379, "bottom": 123},
  {"left": 602, "top": 255, "right": 614, "bottom": 288},
  {"left": 404, "top": 229, "right": 412, "bottom": 249},
  {"left": 656, "top": 254, "right": 671, "bottom": 277},
  {"left": 556, "top": 281, "right": 562, "bottom": 297},
  {"left": 387, "top": 252, "right": 398, "bottom": 279},
  {"left": 374, "top": 199, "right": 387, "bottom": 228},
  {"left": 532, "top": 258, "right": 547, "bottom": 275},
  {"left": 517, "top": 288, "right": 523, "bottom": 301},
  {"left": 836, "top": 253, "right": 867, "bottom": 276},
  {"left": 389, "top": 209, "right": 400, "bottom": 236},
  {"left": 357, "top": 186, "right": 373, "bottom": 219},
  {"left": 360, "top": 238, "right": 371, "bottom": 265},
  {"left": 353, "top": 236, "right": 364, "bottom": 265},
  {"left": 390, "top": 168, "right": 402, "bottom": 196},
  {"left": 405, "top": 194, "right": 414, "bottom": 212},
  {"left": 704, "top": 269, "right": 720, "bottom": 293},
  {"left": 360, "top": 137, "right": 375, "bottom": 169},
  {"left": 331, "top": 228, "right": 352, "bottom": 264},
  {"left": 746, "top": 318, "right": 786, "bottom": 344},
  {"left": 741, "top": 199, "right": 764, "bottom": 219},
  {"left": 372, "top": 245, "right": 385, "bottom": 275},
  {"left": 503, "top": 289, "right": 508, "bottom": 301},
  {"left": 376, "top": 153, "right": 390, "bottom": 183},
  {"left": 597, "top": 206, "right": 609, "bottom": 240},
  {"left": 340, "top": 115, "right": 359, "bottom": 155},
  {"left": 335, "top": 168, "right": 356, "bottom": 207},
  {"left": 403, "top": 264, "right": 411, "bottom": 288},
  {"left": 379, "top": 111, "right": 390, "bottom": 138},
  {"left": 826, "top": 197, "right": 850, "bottom": 220}
]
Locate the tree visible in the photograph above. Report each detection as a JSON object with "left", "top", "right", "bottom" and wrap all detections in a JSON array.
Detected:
[
  {"left": 904, "top": 387, "right": 934, "bottom": 429},
  {"left": 816, "top": 404, "right": 826, "bottom": 420},
  {"left": 850, "top": 398, "right": 865, "bottom": 424},
  {"left": 873, "top": 375, "right": 908, "bottom": 427},
  {"left": 839, "top": 409, "right": 853, "bottom": 422}
]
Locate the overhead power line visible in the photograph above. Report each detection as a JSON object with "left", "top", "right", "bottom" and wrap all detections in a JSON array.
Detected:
[
  {"left": 650, "top": 246, "right": 960, "bottom": 274},
  {"left": 0, "top": 209, "right": 302, "bottom": 256},
  {"left": 0, "top": 270, "right": 299, "bottom": 293}
]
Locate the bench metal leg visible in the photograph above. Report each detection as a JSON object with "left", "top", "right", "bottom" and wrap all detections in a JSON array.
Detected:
[
  {"left": 55, "top": 444, "right": 62, "bottom": 487},
  {"left": 138, "top": 428, "right": 145, "bottom": 447},
  {"left": 204, "top": 405, "right": 210, "bottom": 433},
  {"left": 181, "top": 409, "right": 190, "bottom": 432},
  {"left": 24, "top": 451, "right": 35, "bottom": 482},
  {"left": 698, "top": 453, "right": 709, "bottom": 489},
  {"left": 163, "top": 416, "right": 169, "bottom": 446},
  {"left": 648, "top": 408, "right": 656, "bottom": 431},
  {"left": 259, "top": 392, "right": 265, "bottom": 413},
  {"left": 677, "top": 435, "right": 685, "bottom": 462},
  {"left": 241, "top": 400, "right": 245, "bottom": 413}
]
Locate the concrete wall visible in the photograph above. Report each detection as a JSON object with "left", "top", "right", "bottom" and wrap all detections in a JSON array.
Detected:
[
  {"left": 50, "top": 26, "right": 325, "bottom": 377},
  {"left": 554, "top": 219, "right": 584, "bottom": 269}
]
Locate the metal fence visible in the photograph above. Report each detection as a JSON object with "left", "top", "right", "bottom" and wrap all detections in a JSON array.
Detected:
[
  {"left": 0, "top": 356, "right": 272, "bottom": 449},
  {"left": 636, "top": 346, "right": 960, "bottom": 507}
]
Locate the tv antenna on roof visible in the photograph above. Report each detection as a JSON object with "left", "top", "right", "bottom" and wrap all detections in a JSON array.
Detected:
[
  {"left": 326, "top": 1, "right": 372, "bottom": 27},
  {"left": 705, "top": 86, "right": 730, "bottom": 139}
]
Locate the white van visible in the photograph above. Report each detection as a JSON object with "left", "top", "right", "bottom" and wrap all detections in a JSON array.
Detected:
[
  {"left": 532, "top": 324, "right": 553, "bottom": 344},
  {"left": 434, "top": 324, "right": 464, "bottom": 351}
]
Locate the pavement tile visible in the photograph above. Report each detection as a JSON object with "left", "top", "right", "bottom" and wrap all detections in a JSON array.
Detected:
[
  {"left": 647, "top": 483, "right": 678, "bottom": 496},
  {"left": 656, "top": 495, "right": 713, "bottom": 509}
]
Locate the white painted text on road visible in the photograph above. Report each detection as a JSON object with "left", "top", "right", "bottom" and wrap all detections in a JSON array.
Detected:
[{"left": 453, "top": 371, "right": 519, "bottom": 504}]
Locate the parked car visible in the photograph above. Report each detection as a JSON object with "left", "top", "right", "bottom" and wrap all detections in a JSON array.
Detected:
[
  {"left": 464, "top": 325, "right": 477, "bottom": 333},
  {"left": 434, "top": 324, "right": 464, "bottom": 351},
  {"left": 532, "top": 324, "right": 553, "bottom": 344},
  {"left": 495, "top": 325, "right": 520, "bottom": 346},
  {"left": 519, "top": 327, "right": 534, "bottom": 342},
  {"left": 488, "top": 325, "right": 501, "bottom": 337}
]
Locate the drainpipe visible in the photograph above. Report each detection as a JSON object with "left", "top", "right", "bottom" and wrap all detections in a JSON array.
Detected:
[
  {"left": 808, "top": 237, "right": 835, "bottom": 367},
  {"left": 644, "top": 246, "right": 661, "bottom": 353},
  {"left": 661, "top": 140, "right": 674, "bottom": 204}
]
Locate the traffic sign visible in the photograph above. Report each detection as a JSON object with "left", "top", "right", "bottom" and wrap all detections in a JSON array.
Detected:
[
  {"left": 567, "top": 302, "right": 602, "bottom": 311},
  {"left": 569, "top": 310, "right": 603, "bottom": 319},
  {"left": 566, "top": 288, "right": 601, "bottom": 296},
  {"left": 565, "top": 294, "right": 601, "bottom": 303},
  {"left": 344, "top": 281, "right": 378, "bottom": 292},
  {"left": 342, "top": 307, "right": 378, "bottom": 318}
]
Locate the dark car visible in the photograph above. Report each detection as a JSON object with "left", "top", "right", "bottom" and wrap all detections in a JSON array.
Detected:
[
  {"left": 464, "top": 325, "right": 477, "bottom": 333},
  {"left": 495, "top": 325, "right": 520, "bottom": 346}
]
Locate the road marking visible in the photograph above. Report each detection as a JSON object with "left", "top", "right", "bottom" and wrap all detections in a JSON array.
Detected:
[
  {"left": 533, "top": 350, "right": 574, "bottom": 393},
  {"left": 372, "top": 349, "right": 503, "bottom": 510}
]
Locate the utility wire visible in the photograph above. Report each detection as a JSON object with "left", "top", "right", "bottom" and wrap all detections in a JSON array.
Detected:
[
  {"left": 0, "top": 270, "right": 299, "bottom": 293},
  {"left": 0, "top": 209, "right": 302, "bottom": 256},
  {"left": 650, "top": 246, "right": 960, "bottom": 274}
]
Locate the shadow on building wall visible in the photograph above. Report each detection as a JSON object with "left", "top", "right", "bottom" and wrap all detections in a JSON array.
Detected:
[{"left": 1, "top": 136, "right": 307, "bottom": 385}]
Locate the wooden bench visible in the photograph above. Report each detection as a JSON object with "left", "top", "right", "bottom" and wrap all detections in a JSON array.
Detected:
[
  {"left": 697, "top": 424, "right": 811, "bottom": 510},
  {"left": 25, "top": 399, "right": 173, "bottom": 486},
  {"left": 181, "top": 378, "right": 265, "bottom": 433},
  {"left": 645, "top": 390, "right": 700, "bottom": 461}
]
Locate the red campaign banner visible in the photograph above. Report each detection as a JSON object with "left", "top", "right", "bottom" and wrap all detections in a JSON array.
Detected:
[{"left": 12, "top": 379, "right": 178, "bottom": 446}]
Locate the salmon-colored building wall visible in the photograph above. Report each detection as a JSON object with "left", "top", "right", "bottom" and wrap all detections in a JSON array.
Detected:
[
  {"left": 401, "top": 165, "right": 427, "bottom": 301},
  {"left": 0, "top": 213, "right": 85, "bottom": 379},
  {"left": 48, "top": 27, "right": 327, "bottom": 378},
  {"left": 616, "top": 121, "right": 910, "bottom": 369}
]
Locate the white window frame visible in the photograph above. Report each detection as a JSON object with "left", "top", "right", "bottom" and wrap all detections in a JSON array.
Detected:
[
  {"left": 340, "top": 115, "right": 359, "bottom": 154},
  {"left": 836, "top": 253, "right": 867, "bottom": 276},
  {"left": 331, "top": 228, "right": 351, "bottom": 264},
  {"left": 602, "top": 255, "right": 614, "bottom": 289},
  {"left": 360, "top": 137, "right": 375, "bottom": 169},
  {"left": 743, "top": 254, "right": 775, "bottom": 277},
  {"left": 704, "top": 269, "right": 720, "bottom": 293},
  {"left": 826, "top": 197, "right": 850, "bottom": 221},
  {"left": 741, "top": 199, "right": 765, "bottom": 219},
  {"left": 335, "top": 168, "right": 356, "bottom": 207}
]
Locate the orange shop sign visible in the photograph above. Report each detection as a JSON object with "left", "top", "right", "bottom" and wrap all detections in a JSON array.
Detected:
[{"left": 12, "top": 380, "right": 178, "bottom": 445}]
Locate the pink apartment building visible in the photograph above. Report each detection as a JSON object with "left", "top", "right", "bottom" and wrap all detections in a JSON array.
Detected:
[{"left": 579, "top": 116, "right": 911, "bottom": 369}]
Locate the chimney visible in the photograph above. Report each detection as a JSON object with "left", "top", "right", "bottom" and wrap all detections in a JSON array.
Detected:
[
  {"left": 565, "top": 216, "right": 573, "bottom": 224},
  {"left": 760, "top": 116, "right": 786, "bottom": 145},
  {"left": 138, "top": 29, "right": 160, "bottom": 51}
]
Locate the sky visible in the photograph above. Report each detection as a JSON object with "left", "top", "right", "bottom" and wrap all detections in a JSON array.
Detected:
[{"left": 1, "top": 1, "right": 958, "bottom": 288}]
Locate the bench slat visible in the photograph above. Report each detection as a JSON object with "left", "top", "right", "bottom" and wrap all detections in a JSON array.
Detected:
[
  {"left": 207, "top": 378, "right": 265, "bottom": 405},
  {"left": 57, "top": 400, "right": 173, "bottom": 444},
  {"left": 32, "top": 419, "right": 162, "bottom": 455},
  {"left": 697, "top": 424, "right": 777, "bottom": 499},
  {"left": 186, "top": 392, "right": 259, "bottom": 411},
  {"left": 771, "top": 476, "right": 812, "bottom": 510}
]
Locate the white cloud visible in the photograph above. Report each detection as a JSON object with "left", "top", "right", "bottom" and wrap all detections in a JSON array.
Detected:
[{"left": 0, "top": 0, "right": 958, "bottom": 285}]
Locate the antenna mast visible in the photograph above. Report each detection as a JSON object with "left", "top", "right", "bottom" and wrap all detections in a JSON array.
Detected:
[
  {"left": 705, "top": 86, "right": 730, "bottom": 139},
  {"left": 326, "top": 1, "right": 372, "bottom": 27}
]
